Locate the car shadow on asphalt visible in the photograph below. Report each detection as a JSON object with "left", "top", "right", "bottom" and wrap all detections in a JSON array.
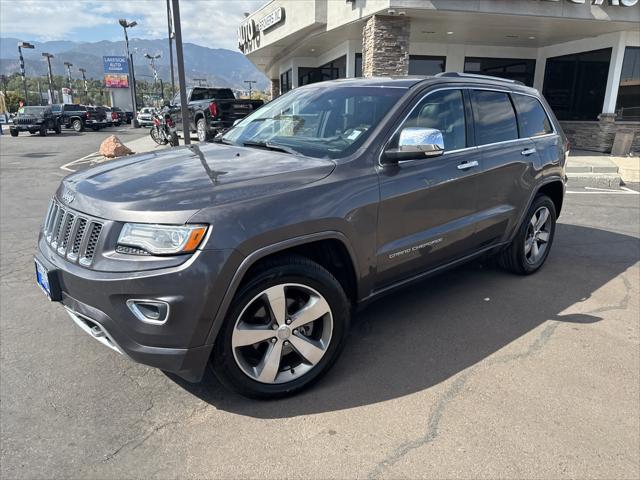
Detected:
[{"left": 166, "top": 223, "right": 638, "bottom": 417}]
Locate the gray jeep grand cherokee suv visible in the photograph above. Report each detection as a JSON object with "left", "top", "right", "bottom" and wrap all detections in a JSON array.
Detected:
[{"left": 35, "top": 73, "right": 567, "bottom": 398}]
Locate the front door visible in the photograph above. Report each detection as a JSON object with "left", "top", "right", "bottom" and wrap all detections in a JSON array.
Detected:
[{"left": 375, "top": 88, "right": 483, "bottom": 290}]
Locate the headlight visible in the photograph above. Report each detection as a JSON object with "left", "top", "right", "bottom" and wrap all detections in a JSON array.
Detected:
[{"left": 117, "top": 223, "right": 208, "bottom": 255}]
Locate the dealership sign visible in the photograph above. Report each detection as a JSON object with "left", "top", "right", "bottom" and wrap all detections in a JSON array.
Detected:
[
  {"left": 238, "top": 6, "right": 285, "bottom": 53},
  {"left": 103, "top": 56, "right": 130, "bottom": 89}
]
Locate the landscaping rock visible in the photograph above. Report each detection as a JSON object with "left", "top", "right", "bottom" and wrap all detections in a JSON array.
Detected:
[{"left": 99, "top": 135, "right": 133, "bottom": 158}]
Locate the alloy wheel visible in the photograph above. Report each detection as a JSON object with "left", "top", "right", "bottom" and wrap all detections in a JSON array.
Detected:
[
  {"left": 524, "top": 206, "right": 551, "bottom": 264},
  {"left": 231, "top": 283, "right": 333, "bottom": 384}
]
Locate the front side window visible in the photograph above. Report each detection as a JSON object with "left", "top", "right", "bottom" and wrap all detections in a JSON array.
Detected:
[
  {"left": 471, "top": 90, "right": 518, "bottom": 145},
  {"left": 513, "top": 94, "right": 553, "bottom": 138},
  {"left": 222, "top": 85, "right": 406, "bottom": 159},
  {"left": 398, "top": 89, "right": 466, "bottom": 151}
]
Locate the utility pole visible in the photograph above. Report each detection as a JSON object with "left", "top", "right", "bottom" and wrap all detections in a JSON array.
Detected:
[
  {"left": 0, "top": 74, "right": 8, "bottom": 97},
  {"left": 42, "top": 52, "right": 55, "bottom": 105},
  {"left": 119, "top": 18, "right": 140, "bottom": 127},
  {"left": 244, "top": 80, "right": 256, "bottom": 99},
  {"left": 79, "top": 68, "right": 88, "bottom": 103},
  {"left": 18, "top": 41, "right": 35, "bottom": 104},
  {"left": 172, "top": 0, "right": 190, "bottom": 145},
  {"left": 166, "top": 0, "right": 176, "bottom": 97},
  {"left": 37, "top": 79, "right": 43, "bottom": 105}
]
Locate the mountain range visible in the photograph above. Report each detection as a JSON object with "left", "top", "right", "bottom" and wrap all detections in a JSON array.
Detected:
[{"left": 0, "top": 37, "right": 269, "bottom": 90}]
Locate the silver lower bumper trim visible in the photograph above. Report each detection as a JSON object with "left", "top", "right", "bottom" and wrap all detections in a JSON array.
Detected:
[{"left": 65, "top": 307, "right": 123, "bottom": 354}]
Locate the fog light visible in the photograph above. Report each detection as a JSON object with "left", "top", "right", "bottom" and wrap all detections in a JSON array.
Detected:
[{"left": 126, "top": 299, "right": 170, "bottom": 325}]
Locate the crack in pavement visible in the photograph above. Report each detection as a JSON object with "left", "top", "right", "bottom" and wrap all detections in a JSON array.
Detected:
[{"left": 368, "top": 273, "right": 633, "bottom": 479}]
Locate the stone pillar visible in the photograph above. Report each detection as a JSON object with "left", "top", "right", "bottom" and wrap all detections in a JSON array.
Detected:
[
  {"left": 270, "top": 78, "right": 280, "bottom": 101},
  {"left": 362, "top": 15, "right": 410, "bottom": 78}
]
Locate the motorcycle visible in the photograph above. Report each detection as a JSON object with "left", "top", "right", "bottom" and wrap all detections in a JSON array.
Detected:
[{"left": 150, "top": 110, "right": 179, "bottom": 147}]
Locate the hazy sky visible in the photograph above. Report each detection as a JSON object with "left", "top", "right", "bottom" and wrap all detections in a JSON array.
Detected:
[{"left": 0, "top": 0, "right": 267, "bottom": 50}]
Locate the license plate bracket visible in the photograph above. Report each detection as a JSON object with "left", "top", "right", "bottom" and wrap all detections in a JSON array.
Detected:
[{"left": 35, "top": 259, "right": 62, "bottom": 301}]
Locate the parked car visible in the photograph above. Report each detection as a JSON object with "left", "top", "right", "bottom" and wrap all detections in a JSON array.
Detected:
[
  {"left": 35, "top": 74, "right": 567, "bottom": 398},
  {"left": 137, "top": 107, "right": 155, "bottom": 127},
  {"left": 98, "top": 106, "right": 116, "bottom": 127},
  {"left": 10, "top": 106, "right": 61, "bottom": 136},
  {"left": 110, "top": 107, "right": 126, "bottom": 125},
  {"left": 51, "top": 104, "right": 88, "bottom": 132},
  {"left": 167, "top": 86, "right": 263, "bottom": 142}
]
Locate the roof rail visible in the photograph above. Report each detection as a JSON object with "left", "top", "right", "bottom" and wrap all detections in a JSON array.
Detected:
[{"left": 435, "top": 72, "right": 525, "bottom": 86}]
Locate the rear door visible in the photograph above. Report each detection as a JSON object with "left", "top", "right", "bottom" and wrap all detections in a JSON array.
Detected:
[
  {"left": 375, "top": 88, "right": 484, "bottom": 289},
  {"left": 470, "top": 89, "right": 540, "bottom": 247}
]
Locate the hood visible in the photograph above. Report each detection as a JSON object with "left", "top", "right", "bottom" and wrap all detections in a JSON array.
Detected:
[{"left": 58, "top": 143, "right": 335, "bottom": 224}]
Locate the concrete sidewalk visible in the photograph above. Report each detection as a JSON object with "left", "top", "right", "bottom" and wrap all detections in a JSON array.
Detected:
[{"left": 566, "top": 149, "right": 639, "bottom": 188}]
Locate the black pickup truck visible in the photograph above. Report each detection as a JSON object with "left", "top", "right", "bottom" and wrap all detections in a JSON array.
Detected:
[
  {"left": 167, "top": 87, "right": 263, "bottom": 142},
  {"left": 51, "top": 104, "right": 89, "bottom": 132}
]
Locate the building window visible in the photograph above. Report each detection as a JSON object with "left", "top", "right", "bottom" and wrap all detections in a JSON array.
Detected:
[
  {"left": 280, "top": 69, "right": 292, "bottom": 94},
  {"left": 543, "top": 48, "right": 612, "bottom": 121},
  {"left": 464, "top": 57, "right": 536, "bottom": 87},
  {"left": 299, "top": 56, "right": 347, "bottom": 87},
  {"left": 408, "top": 55, "right": 446, "bottom": 76},
  {"left": 355, "top": 53, "right": 362, "bottom": 77},
  {"left": 616, "top": 47, "right": 640, "bottom": 121}
]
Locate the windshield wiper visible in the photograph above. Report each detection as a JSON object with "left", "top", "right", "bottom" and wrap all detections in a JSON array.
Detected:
[{"left": 242, "top": 140, "right": 299, "bottom": 155}]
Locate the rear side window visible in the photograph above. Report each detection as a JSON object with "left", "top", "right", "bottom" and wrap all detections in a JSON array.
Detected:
[
  {"left": 513, "top": 94, "right": 553, "bottom": 138},
  {"left": 471, "top": 90, "right": 518, "bottom": 145},
  {"left": 401, "top": 89, "right": 466, "bottom": 151}
]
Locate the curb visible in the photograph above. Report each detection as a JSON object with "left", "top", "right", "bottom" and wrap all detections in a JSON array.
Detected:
[{"left": 566, "top": 172, "right": 622, "bottom": 188}]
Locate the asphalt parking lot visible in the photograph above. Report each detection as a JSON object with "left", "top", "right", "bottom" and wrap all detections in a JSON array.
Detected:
[{"left": 1, "top": 132, "right": 639, "bottom": 479}]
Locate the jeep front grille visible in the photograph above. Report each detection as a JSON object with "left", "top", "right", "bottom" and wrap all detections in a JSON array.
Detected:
[{"left": 42, "top": 199, "right": 104, "bottom": 266}]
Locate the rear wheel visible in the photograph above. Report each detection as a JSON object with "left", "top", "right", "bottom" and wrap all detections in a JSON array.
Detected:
[
  {"left": 72, "top": 119, "right": 84, "bottom": 132},
  {"left": 169, "top": 131, "right": 179, "bottom": 147},
  {"left": 39, "top": 126, "right": 47, "bottom": 136},
  {"left": 498, "top": 195, "right": 556, "bottom": 275},
  {"left": 54, "top": 123, "right": 62, "bottom": 134},
  {"left": 196, "top": 118, "right": 210, "bottom": 142},
  {"left": 211, "top": 255, "right": 350, "bottom": 399}
]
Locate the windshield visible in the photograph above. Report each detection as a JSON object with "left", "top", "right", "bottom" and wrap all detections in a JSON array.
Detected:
[
  {"left": 19, "top": 107, "right": 45, "bottom": 115},
  {"left": 222, "top": 85, "right": 406, "bottom": 159}
]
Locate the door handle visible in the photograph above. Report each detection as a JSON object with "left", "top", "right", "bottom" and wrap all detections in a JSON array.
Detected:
[
  {"left": 457, "top": 160, "right": 479, "bottom": 170},
  {"left": 521, "top": 148, "right": 537, "bottom": 156}
]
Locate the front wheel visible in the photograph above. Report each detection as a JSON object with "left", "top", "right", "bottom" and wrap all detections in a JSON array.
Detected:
[
  {"left": 54, "top": 123, "right": 62, "bottom": 134},
  {"left": 150, "top": 125, "right": 168, "bottom": 145},
  {"left": 498, "top": 194, "right": 557, "bottom": 275},
  {"left": 168, "top": 131, "right": 179, "bottom": 147},
  {"left": 10, "top": 129, "right": 18, "bottom": 137},
  {"left": 211, "top": 255, "right": 351, "bottom": 399},
  {"left": 39, "top": 126, "right": 48, "bottom": 136}
]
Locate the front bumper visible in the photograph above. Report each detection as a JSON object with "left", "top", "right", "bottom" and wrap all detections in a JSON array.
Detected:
[
  {"left": 36, "top": 239, "right": 242, "bottom": 382},
  {"left": 10, "top": 124, "right": 42, "bottom": 132}
]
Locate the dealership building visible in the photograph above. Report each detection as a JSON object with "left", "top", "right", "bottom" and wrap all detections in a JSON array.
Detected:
[{"left": 239, "top": 0, "right": 640, "bottom": 154}]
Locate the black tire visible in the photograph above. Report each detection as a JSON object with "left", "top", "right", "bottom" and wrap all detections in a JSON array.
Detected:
[
  {"left": 10, "top": 129, "right": 18, "bottom": 137},
  {"left": 54, "top": 123, "right": 62, "bottom": 134},
  {"left": 196, "top": 118, "right": 211, "bottom": 142},
  {"left": 498, "top": 194, "right": 557, "bottom": 275},
  {"left": 91, "top": 126, "right": 99, "bottom": 131},
  {"left": 169, "top": 131, "right": 179, "bottom": 147},
  {"left": 39, "top": 126, "right": 47, "bottom": 136},
  {"left": 72, "top": 119, "right": 84, "bottom": 132},
  {"left": 211, "top": 254, "right": 351, "bottom": 399}
]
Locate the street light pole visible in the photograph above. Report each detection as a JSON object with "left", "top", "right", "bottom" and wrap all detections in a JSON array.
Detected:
[
  {"left": 144, "top": 53, "right": 162, "bottom": 103},
  {"left": 64, "top": 61, "right": 73, "bottom": 101},
  {"left": 18, "top": 41, "right": 35, "bottom": 104},
  {"left": 79, "top": 68, "right": 88, "bottom": 103},
  {"left": 166, "top": 0, "right": 176, "bottom": 97},
  {"left": 42, "top": 52, "right": 55, "bottom": 105},
  {"left": 119, "top": 18, "right": 140, "bottom": 127},
  {"left": 244, "top": 80, "right": 256, "bottom": 99},
  {"left": 171, "top": 0, "right": 190, "bottom": 145}
]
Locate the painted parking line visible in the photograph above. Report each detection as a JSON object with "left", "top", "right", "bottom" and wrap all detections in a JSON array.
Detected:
[
  {"left": 567, "top": 186, "right": 639, "bottom": 195},
  {"left": 60, "top": 151, "right": 99, "bottom": 172}
]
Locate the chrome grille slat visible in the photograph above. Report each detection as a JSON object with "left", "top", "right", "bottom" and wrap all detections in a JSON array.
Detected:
[{"left": 42, "top": 198, "right": 104, "bottom": 267}]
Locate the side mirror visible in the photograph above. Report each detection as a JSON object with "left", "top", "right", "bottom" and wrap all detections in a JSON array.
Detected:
[{"left": 382, "top": 127, "right": 445, "bottom": 163}]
